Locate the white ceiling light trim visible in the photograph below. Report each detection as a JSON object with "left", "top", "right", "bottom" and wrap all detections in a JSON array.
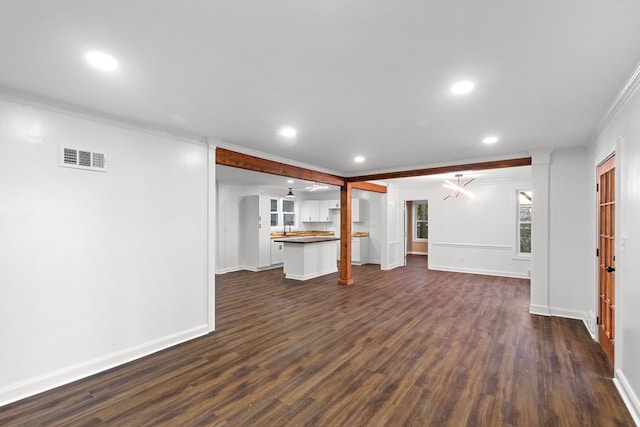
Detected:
[
  {"left": 354, "top": 156, "right": 365, "bottom": 163},
  {"left": 451, "top": 80, "right": 475, "bottom": 95},
  {"left": 279, "top": 127, "right": 297, "bottom": 138},
  {"left": 86, "top": 51, "right": 118, "bottom": 71},
  {"left": 483, "top": 136, "right": 498, "bottom": 144}
]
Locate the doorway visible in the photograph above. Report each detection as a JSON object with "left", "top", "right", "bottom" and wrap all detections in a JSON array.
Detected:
[
  {"left": 597, "top": 154, "right": 616, "bottom": 365},
  {"left": 405, "top": 200, "right": 428, "bottom": 268}
]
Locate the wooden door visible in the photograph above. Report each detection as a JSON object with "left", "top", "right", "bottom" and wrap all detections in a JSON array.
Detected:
[{"left": 598, "top": 155, "right": 615, "bottom": 365}]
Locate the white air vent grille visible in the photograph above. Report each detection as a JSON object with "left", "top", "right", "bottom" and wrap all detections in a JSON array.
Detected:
[{"left": 60, "top": 147, "right": 108, "bottom": 172}]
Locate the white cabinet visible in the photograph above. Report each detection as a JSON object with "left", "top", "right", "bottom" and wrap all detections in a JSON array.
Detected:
[
  {"left": 300, "top": 199, "right": 341, "bottom": 222},
  {"left": 318, "top": 200, "right": 332, "bottom": 222},
  {"left": 300, "top": 200, "right": 319, "bottom": 222},
  {"left": 352, "top": 198, "right": 364, "bottom": 222},
  {"left": 243, "top": 195, "right": 272, "bottom": 269},
  {"left": 352, "top": 236, "right": 369, "bottom": 265},
  {"left": 271, "top": 242, "right": 284, "bottom": 265},
  {"left": 300, "top": 200, "right": 334, "bottom": 222}
]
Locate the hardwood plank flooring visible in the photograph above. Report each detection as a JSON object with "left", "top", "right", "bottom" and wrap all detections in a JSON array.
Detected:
[{"left": 0, "top": 260, "right": 634, "bottom": 426}]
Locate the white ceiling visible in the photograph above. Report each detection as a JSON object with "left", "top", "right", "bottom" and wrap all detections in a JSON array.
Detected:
[{"left": 1, "top": 1, "right": 639, "bottom": 176}]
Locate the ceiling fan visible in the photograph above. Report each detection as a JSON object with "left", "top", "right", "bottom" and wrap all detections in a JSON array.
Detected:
[{"left": 443, "top": 174, "right": 475, "bottom": 200}]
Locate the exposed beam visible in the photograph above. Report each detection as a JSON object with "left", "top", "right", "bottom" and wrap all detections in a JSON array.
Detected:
[
  {"left": 346, "top": 157, "right": 532, "bottom": 182},
  {"left": 338, "top": 184, "right": 354, "bottom": 286},
  {"left": 350, "top": 181, "right": 387, "bottom": 193},
  {"left": 216, "top": 147, "right": 345, "bottom": 187},
  {"left": 217, "top": 150, "right": 532, "bottom": 287}
]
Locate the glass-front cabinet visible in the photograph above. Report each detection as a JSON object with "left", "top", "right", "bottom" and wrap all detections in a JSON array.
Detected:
[{"left": 270, "top": 198, "right": 279, "bottom": 226}]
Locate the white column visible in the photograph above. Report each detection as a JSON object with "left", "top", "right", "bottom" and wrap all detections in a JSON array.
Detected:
[
  {"left": 381, "top": 184, "right": 403, "bottom": 270},
  {"left": 207, "top": 139, "right": 219, "bottom": 331},
  {"left": 529, "top": 149, "right": 553, "bottom": 315}
]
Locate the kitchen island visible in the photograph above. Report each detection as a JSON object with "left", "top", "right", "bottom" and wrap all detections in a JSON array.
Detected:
[{"left": 273, "top": 236, "right": 340, "bottom": 281}]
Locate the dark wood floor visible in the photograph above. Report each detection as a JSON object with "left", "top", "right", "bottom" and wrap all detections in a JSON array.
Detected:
[{"left": 1, "top": 257, "right": 634, "bottom": 426}]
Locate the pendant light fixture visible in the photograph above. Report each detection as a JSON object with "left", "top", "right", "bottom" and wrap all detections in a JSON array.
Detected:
[
  {"left": 285, "top": 187, "right": 295, "bottom": 198},
  {"left": 443, "top": 174, "right": 475, "bottom": 200}
]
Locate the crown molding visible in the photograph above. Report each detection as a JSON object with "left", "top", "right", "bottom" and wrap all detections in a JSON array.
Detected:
[
  {"left": 595, "top": 60, "right": 640, "bottom": 138},
  {"left": 0, "top": 85, "right": 207, "bottom": 146}
]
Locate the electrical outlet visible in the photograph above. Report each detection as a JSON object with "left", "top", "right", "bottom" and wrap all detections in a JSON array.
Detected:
[{"left": 460, "top": 257, "right": 464, "bottom": 262}]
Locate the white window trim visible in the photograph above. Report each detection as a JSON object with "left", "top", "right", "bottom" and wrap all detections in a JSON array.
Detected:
[
  {"left": 515, "top": 189, "right": 532, "bottom": 259},
  {"left": 281, "top": 198, "right": 296, "bottom": 229},
  {"left": 413, "top": 200, "right": 428, "bottom": 243}
]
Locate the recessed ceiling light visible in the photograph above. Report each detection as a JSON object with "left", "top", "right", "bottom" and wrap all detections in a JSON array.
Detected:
[
  {"left": 354, "top": 156, "right": 365, "bottom": 163},
  {"left": 287, "top": 179, "right": 294, "bottom": 184},
  {"left": 483, "top": 136, "right": 498, "bottom": 144},
  {"left": 86, "top": 51, "right": 118, "bottom": 71},
  {"left": 280, "top": 127, "right": 297, "bottom": 138},
  {"left": 451, "top": 80, "right": 474, "bottom": 95}
]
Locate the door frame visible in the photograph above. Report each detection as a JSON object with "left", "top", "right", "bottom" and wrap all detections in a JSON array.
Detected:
[
  {"left": 593, "top": 139, "right": 622, "bottom": 371},
  {"left": 402, "top": 201, "right": 407, "bottom": 267},
  {"left": 596, "top": 153, "right": 616, "bottom": 365}
]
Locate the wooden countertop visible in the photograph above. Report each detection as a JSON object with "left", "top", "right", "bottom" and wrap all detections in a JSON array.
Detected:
[
  {"left": 273, "top": 236, "right": 340, "bottom": 244},
  {"left": 352, "top": 232, "right": 369, "bottom": 238},
  {"left": 271, "top": 230, "right": 335, "bottom": 239}
]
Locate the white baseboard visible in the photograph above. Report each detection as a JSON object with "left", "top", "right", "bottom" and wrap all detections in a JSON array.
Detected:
[
  {"left": 216, "top": 266, "right": 243, "bottom": 274},
  {"left": 284, "top": 267, "right": 338, "bottom": 281},
  {"left": 381, "top": 262, "right": 402, "bottom": 271},
  {"left": 428, "top": 264, "right": 530, "bottom": 279},
  {"left": 549, "top": 307, "right": 585, "bottom": 321},
  {"left": 0, "top": 324, "right": 210, "bottom": 407},
  {"left": 529, "top": 304, "right": 551, "bottom": 316},
  {"left": 614, "top": 369, "right": 640, "bottom": 426},
  {"left": 239, "top": 265, "right": 283, "bottom": 273}
]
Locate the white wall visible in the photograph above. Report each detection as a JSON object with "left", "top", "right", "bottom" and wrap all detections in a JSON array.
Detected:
[
  {"left": 588, "top": 84, "right": 640, "bottom": 422},
  {"left": 0, "top": 99, "right": 211, "bottom": 405},
  {"left": 398, "top": 174, "right": 532, "bottom": 278},
  {"left": 548, "top": 147, "right": 589, "bottom": 319}
]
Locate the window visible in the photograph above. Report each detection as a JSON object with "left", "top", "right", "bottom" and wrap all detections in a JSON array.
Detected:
[
  {"left": 269, "top": 198, "right": 296, "bottom": 228},
  {"left": 518, "top": 191, "right": 532, "bottom": 255},
  {"left": 413, "top": 200, "right": 428, "bottom": 242},
  {"left": 282, "top": 199, "right": 295, "bottom": 226}
]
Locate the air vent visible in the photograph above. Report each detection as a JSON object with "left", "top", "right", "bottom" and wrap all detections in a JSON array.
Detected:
[{"left": 60, "top": 147, "right": 108, "bottom": 172}]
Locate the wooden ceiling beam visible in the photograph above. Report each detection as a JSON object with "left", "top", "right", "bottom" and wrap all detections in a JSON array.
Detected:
[
  {"left": 350, "top": 181, "right": 387, "bottom": 193},
  {"left": 216, "top": 147, "right": 345, "bottom": 187},
  {"left": 345, "top": 157, "right": 532, "bottom": 182}
]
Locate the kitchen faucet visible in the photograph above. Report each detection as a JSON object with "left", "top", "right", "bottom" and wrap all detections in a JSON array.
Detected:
[{"left": 283, "top": 221, "right": 294, "bottom": 236}]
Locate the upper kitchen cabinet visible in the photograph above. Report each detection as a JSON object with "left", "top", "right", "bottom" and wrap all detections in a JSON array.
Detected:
[
  {"left": 300, "top": 200, "right": 318, "bottom": 222},
  {"left": 302, "top": 198, "right": 364, "bottom": 222},
  {"left": 300, "top": 200, "right": 334, "bottom": 222}
]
